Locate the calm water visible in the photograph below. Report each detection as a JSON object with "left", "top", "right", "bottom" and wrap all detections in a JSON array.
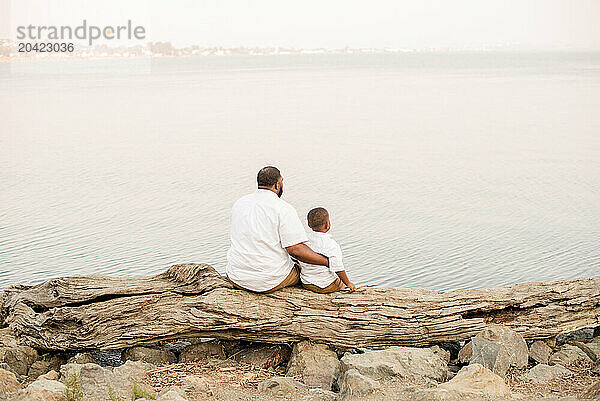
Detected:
[{"left": 1, "top": 52, "right": 599, "bottom": 290}]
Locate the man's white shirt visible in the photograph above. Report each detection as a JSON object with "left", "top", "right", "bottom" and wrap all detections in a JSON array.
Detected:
[
  {"left": 299, "top": 230, "right": 345, "bottom": 288},
  {"left": 226, "top": 189, "right": 308, "bottom": 292}
]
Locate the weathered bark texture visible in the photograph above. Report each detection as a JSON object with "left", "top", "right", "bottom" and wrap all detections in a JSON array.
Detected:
[{"left": 2, "top": 264, "right": 599, "bottom": 351}]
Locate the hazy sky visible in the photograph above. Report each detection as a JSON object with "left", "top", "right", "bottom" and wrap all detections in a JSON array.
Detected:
[{"left": 4, "top": 0, "right": 600, "bottom": 49}]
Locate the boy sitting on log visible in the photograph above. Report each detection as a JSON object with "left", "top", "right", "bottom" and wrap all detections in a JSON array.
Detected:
[{"left": 298, "top": 207, "right": 356, "bottom": 293}]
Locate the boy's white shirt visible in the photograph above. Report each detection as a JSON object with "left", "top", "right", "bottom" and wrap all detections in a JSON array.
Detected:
[{"left": 299, "top": 230, "right": 345, "bottom": 288}]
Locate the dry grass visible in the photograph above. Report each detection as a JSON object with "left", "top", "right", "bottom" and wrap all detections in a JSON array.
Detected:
[
  {"left": 144, "top": 357, "right": 599, "bottom": 400},
  {"left": 507, "top": 359, "right": 598, "bottom": 399},
  {"left": 144, "top": 358, "right": 279, "bottom": 394}
]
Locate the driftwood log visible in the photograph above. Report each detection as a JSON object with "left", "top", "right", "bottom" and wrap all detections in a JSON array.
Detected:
[{"left": 2, "top": 263, "right": 599, "bottom": 351}]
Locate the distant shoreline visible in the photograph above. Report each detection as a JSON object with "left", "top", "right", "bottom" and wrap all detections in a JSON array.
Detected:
[{"left": 2, "top": 48, "right": 598, "bottom": 64}]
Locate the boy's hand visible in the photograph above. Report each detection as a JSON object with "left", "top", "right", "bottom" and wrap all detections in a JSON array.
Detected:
[{"left": 335, "top": 271, "right": 355, "bottom": 292}]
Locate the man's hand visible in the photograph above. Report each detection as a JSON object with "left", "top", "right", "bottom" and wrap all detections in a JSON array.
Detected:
[
  {"left": 346, "top": 282, "right": 356, "bottom": 292},
  {"left": 285, "top": 243, "right": 329, "bottom": 266}
]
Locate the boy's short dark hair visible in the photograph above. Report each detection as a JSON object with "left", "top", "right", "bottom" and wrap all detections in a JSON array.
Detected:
[
  {"left": 257, "top": 166, "right": 281, "bottom": 187},
  {"left": 307, "top": 207, "right": 329, "bottom": 229}
]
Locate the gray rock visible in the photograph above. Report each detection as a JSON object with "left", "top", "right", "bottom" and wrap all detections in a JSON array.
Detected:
[
  {"left": 340, "top": 346, "right": 447, "bottom": 382},
  {"left": 258, "top": 376, "right": 306, "bottom": 397},
  {"left": 460, "top": 327, "right": 529, "bottom": 377},
  {"left": 60, "top": 363, "right": 109, "bottom": 401},
  {"left": 13, "top": 379, "right": 66, "bottom": 401},
  {"left": 233, "top": 344, "right": 290, "bottom": 369},
  {"left": 60, "top": 360, "right": 155, "bottom": 401},
  {"left": 159, "top": 340, "right": 192, "bottom": 355},
  {"left": 90, "top": 349, "right": 122, "bottom": 367},
  {"left": 0, "top": 345, "right": 38, "bottom": 376},
  {"left": 430, "top": 345, "right": 451, "bottom": 364},
  {"left": 549, "top": 344, "right": 592, "bottom": 367},
  {"left": 475, "top": 325, "right": 528, "bottom": 369},
  {"left": 37, "top": 370, "right": 59, "bottom": 381},
  {"left": 524, "top": 364, "right": 572, "bottom": 383},
  {"left": 458, "top": 341, "right": 473, "bottom": 364},
  {"left": 286, "top": 341, "right": 340, "bottom": 390},
  {"left": 29, "top": 354, "right": 67, "bottom": 379},
  {"left": 469, "top": 337, "right": 510, "bottom": 378},
  {"left": 113, "top": 359, "right": 156, "bottom": 386},
  {"left": 67, "top": 352, "right": 98, "bottom": 365},
  {"left": 529, "top": 340, "right": 553, "bottom": 365},
  {"left": 557, "top": 328, "right": 595, "bottom": 345},
  {"left": 122, "top": 346, "right": 176, "bottom": 365},
  {"left": 0, "top": 368, "right": 20, "bottom": 396},
  {"left": 337, "top": 369, "right": 379, "bottom": 397},
  {"left": 570, "top": 339, "right": 600, "bottom": 362},
  {"left": 179, "top": 341, "right": 226, "bottom": 362},
  {"left": 27, "top": 360, "right": 52, "bottom": 380},
  {"left": 448, "top": 364, "right": 461, "bottom": 373},
  {"left": 438, "top": 363, "right": 511, "bottom": 397}
]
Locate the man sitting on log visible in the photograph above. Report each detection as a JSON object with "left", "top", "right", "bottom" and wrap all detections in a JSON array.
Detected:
[{"left": 226, "top": 166, "right": 330, "bottom": 293}]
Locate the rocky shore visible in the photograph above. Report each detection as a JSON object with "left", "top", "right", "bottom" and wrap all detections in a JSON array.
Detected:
[
  {"left": 0, "top": 324, "right": 599, "bottom": 400},
  {"left": 2, "top": 265, "right": 599, "bottom": 400}
]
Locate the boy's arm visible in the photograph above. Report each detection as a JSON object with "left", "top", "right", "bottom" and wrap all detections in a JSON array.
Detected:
[
  {"left": 328, "top": 240, "right": 355, "bottom": 291},
  {"left": 335, "top": 270, "right": 356, "bottom": 292}
]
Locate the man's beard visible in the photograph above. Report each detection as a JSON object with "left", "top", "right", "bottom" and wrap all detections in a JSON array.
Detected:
[{"left": 277, "top": 186, "right": 283, "bottom": 198}]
